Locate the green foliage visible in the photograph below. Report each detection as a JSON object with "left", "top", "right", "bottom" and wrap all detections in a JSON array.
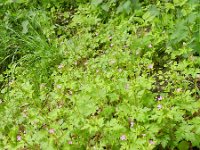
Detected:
[{"left": 0, "top": 0, "right": 200, "bottom": 149}]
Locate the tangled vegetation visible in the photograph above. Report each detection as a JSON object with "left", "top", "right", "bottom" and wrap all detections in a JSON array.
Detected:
[{"left": 0, "top": 0, "right": 200, "bottom": 149}]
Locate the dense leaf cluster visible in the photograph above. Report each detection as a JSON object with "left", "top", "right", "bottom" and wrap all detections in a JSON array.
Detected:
[{"left": 0, "top": 0, "right": 200, "bottom": 149}]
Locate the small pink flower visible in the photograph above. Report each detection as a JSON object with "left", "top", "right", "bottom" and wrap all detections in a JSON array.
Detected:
[
  {"left": 136, "top": 50, "right": 140, "bottom": 55},
  {"left": 9, "top": 80, "right": 14, "bottom": 86},
  {"left": 118, "top": 68, "right": 122, "bottom": 72},
  {"left": 125, "top": 84, "right": 130, "bottom": 90},
  {"left": 49, "top": 129, "right": 55, "bottom": 134},
  {"left": 149, "top": 140, "right": 155, "bottom": 145},
  {"left": 84, "top": 61, "right": 88, "bottom": 66},
  {"left": 148, "top": 64, "right": 153, "bottom": 69},
  {"left": 58, "top": 64, "right": 64, "bottom": 69},
  {"left": 22, "top": 111, "right": 27, "bottom": 118},
  {"left": 68, "top": 140, "right": 73, "bottom": 144},
  {"left": 157, "top": 95, "right": 163, "bottom": 101},
  {"left": 57, "top": 85, "right": 62, "bottom": 89},
  {"left": 40, "top": 83, "right": 46, "bottom": 89},
  {"left": 68, "top": 90, "right": 73, "bottom": 95},
  {"left": 130, "top": 121, "right": 134, "bottom": 128},
  {"left": 17, "top": 135, "right": 21, "bottom": 141},
  {"left": 157, "top": 104, "right": 162, "bottom": 110},
  {"left": 176, "top": 88, "right": 181, "bottom": 92},
  {"left": 110, "top": 60, "right": 115, "bottom": 65},
  {"left": 142, "top": 134, "right": 146, "bottom": 137},
  {"left": 148, "top": 44, "right": 152, "bottom": 48},
  {"left": 120, "top": 135, "right": 126, "bottom": 141}
]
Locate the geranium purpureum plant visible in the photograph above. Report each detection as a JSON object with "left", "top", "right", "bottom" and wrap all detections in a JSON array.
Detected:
[{"left": 0, "top": 0, "right": 200, "bottom": 149}]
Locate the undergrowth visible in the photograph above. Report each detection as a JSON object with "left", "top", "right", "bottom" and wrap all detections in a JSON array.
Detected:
[{"left": 0, "top": 0, "right": 200, "bottom": 149}]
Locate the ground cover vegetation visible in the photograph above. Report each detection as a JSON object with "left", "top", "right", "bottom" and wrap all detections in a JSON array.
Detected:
[{"left": 0, "top": 0, "right": 200, "bottom": 149}]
